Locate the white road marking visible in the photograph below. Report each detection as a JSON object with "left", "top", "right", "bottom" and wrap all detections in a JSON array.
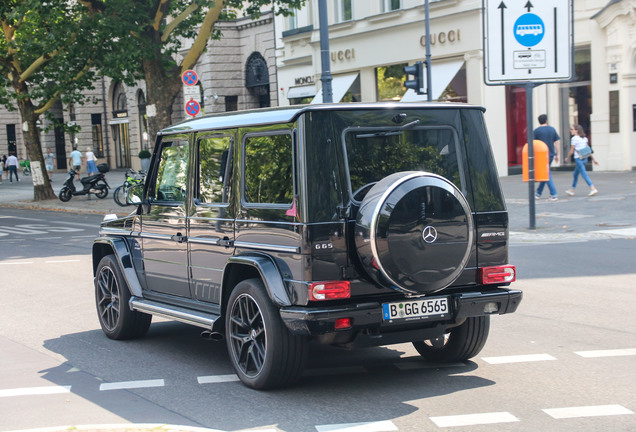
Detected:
[
  {"left": 315, "top": 420, "right": 397, "bottom": 432},
  {"left": 99, "top": 379, "right": 164, "bottom": 391},
  {"left": 0, "top": 261, "right": 34, "bottom": 265},
  {"left": 304, "top": 366, "right": 367, "bottom": 376},
  {"left": 45, "top": 259, "right": 81, "bottom": 263},
  {"left": 543, "top": 404, "right": 634, "bottom": 419},
  {"left": 35, "top": 237, "right": 63, "bottom": 240},
  {"left": 430, "top": 412, "right": 519, "bottom": 427},
  {"left": 0, "top": 385, "right": 71, "bottom": 397},
  {"left": 395, "top": 361, "right": 465, "bottom": 370},
  {"left": 575, "top": 348, "right": 636, "bottom": 358},
  {"left": 197, "top": 374, "right": 240, "bottom": 384},
  {"left": 592, "top": 227, "right": 636, "bottom": 237},
  {"left": 482, "top": 353, "right": 556, "bottom": 364}
]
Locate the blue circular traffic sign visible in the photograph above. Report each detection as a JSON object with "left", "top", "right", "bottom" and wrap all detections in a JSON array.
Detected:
[
  {"left": 182, "top": 70, "right": 198, "bottom": 86},
  {"left": 513, "top": 13, "right": 544, "bottom": 47},
  {"left": 185, "top": 99, "right": 200, "bottom": 117}
]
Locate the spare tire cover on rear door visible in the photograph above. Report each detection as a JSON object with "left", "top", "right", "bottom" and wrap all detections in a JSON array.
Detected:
[{"left": 355, "top": 171, "right": 473, "bottom": 295}]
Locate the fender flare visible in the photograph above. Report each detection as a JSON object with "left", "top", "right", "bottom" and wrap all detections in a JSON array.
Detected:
[
  {"left": 224, "top": 255, "right": 292, "bottom": 307},
  {"left": 93, "top": 237, "right": 143, "bottom": 298}
]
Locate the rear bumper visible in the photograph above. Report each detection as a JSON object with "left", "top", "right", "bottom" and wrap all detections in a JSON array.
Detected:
[{"left": 280, "top": 287, "right": 522, "bottom": 338}]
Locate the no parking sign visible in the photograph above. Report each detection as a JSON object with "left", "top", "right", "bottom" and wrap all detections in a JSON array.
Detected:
[{"left": 185, "top": 99, "right": 200, "bottom": 117}]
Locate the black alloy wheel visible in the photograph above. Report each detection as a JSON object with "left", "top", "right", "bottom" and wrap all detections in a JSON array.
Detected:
[
  {"left": 226, "top": 279, "right": 307, "bottom": 390},
  {"left": 95, "top": 254, "right": 151, "bottom": 340}
]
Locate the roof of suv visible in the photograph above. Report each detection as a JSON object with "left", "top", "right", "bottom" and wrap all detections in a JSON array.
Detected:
[{"left": 160, "top": 102, "right": 485, "bottom": 135}]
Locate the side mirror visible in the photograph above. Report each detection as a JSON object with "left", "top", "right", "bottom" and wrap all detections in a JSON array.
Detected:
[{"left": 127, "top": 183, "right": 144, "bottom": 205}]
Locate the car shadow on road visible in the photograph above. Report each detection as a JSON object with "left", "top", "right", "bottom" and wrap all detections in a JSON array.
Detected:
[{"left": 42, "top": 321, "right": 493, "bottom": 431}]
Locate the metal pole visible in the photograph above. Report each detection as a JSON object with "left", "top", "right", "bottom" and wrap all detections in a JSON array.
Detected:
[
  {"left": 424, "top": 0, "right": 432, "bottom": 102},
  {"left": 318, "top": 0, "right": 333, "bottom": 103},
  {"left": 526, "top": 82, "right": 535, "bottom": 230}
]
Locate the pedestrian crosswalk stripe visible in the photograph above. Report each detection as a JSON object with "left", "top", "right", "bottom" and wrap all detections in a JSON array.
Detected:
[
  {"left": 315, "top": 420, "right": 397, "bottom": 431},
  {"left": 430, "top": 412, "right": 519, "bottom": 427},
  {"left": 482, "top": 353, "right": 556, "bottom": 364},
  {"left": 99, "top": 379, "right": 164, "bottom": 391},
  {"left": 543, "top": 404, "right": 634, "bottom": 419},
  {"left": 0, "top": 385, "right": 71, "bottom": 397},
  {"left": 575, "top": 348, "right": 636, "bottom": 358}
]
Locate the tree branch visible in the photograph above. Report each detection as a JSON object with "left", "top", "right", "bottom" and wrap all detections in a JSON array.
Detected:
[
  {"left": 20, "top": 33, "right": 78, "bottom": 82},
  {"left": 180, "top": 0, "right": 225, "bottom": 72},
  {"left": 34, "top": 61, "right": 92, "bottom": 115},
  {"left": 161, "top": 2, "right": 200, "bottom": 42},
  {"left": 153, "top": 0, "right": 171, "bottom": 31}
]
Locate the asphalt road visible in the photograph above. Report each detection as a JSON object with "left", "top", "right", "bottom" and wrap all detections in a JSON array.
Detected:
[{"left": 0, "top": 208, "right": 634, "bottom": 432}]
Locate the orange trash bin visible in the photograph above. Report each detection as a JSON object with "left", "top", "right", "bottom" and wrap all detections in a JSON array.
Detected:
[{"left": 522, "top": 140, "right": 550, "bottom": 182}]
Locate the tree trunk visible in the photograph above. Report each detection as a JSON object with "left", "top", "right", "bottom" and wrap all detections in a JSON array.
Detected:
[
  {"left": 16, "top": 98, "right": 56, "bottom": 201},
  {"left": 143, "top": 57, "right": 182, "bottom": 141}
]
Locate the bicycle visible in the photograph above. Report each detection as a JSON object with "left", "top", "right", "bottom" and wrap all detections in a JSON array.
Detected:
[{"left": 113, "top": 169, "right": 145, "bottom": 206}]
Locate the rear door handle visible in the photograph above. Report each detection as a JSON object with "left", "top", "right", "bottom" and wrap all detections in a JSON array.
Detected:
[{"left": 171, "top": 233, "right": 187, "bottom": 243}]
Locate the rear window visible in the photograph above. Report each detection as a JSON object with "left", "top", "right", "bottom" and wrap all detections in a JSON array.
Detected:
[{"left": 344, "top": 126, "right": 463, "bottom": 201}]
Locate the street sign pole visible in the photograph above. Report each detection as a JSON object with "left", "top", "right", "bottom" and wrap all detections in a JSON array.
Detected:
[{"left": 526, "top": 82, "right": 536, "bottom": 230}]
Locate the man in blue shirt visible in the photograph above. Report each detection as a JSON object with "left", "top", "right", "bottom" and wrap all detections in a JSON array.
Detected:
[{"left": 534, "top": 114, "right": 560, "bottom": 201}]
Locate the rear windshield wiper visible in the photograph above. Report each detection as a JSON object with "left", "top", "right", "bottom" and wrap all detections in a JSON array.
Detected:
[{"left": 355, "top": 120, "right": 421, "bottom": 139}]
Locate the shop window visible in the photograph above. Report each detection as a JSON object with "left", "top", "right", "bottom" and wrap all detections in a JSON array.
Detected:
[
  {"left": 335, "top": 0, "right": 352, "bottom": 22},
  {"left": 376, "top": 64, "right": 407, "bottom": 101},
  {"left": 91, "top": 114, "right": 104, "bottom": 158}
]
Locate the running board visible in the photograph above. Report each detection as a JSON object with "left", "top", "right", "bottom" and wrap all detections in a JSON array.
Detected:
[{"left": 129, "top": 297, "right": 219, "bottom": 330}]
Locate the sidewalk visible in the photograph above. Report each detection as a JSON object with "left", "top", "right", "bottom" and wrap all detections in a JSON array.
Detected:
[
  {"left": 0, "top": 168, "right": 131, "bottom": 216},
  {"left": 1, "top": 167, "right": 635, "bottom": 236}
]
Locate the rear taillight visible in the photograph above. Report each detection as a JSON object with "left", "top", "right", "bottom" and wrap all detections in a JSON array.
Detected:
[
  {"left": 309, "top": 281, "right": 351, "bottom": 301},
  {"left": 479, "top": 265, "right": 516, "bottom": 284}
]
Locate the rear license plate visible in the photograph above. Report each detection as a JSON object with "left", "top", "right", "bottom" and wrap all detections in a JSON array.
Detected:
[{"left": 382, "top": 297, "right": 450, "bottom": 323}]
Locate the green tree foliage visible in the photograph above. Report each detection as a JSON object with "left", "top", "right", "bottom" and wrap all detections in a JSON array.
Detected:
[
  {"left": 0, "top": 0, "right": 110, "bottom": 200},
  {"left": 82, "top": 0, "right": 305, "bottom": 141}
]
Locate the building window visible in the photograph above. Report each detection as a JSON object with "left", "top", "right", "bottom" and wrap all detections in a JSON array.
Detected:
[
  {"left": 376, "top": 64, "right": 407, "bottom": 101},
  {"left": 225, "top": 95, "right": 238, "bottom": 112},
  {"left": 381, "top": 0, "right": 401, "bottom": 12},
  {"left": 609, "top": 91, "right": 619, "bottom": 133},
  {"left": 288, "top": 9, "right": 298, "bottom": 30},
  {"left": 91, "top": 114, "right": 104, "bottom": 158},
  {"left": 335, "top": 0, "right": 352, "bottom": 22}
]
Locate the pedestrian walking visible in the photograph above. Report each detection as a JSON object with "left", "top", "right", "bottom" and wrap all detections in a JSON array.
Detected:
[
  {"left": 85, "top": 147, "right": 98, "bottom": 175},
  {"left": 566, "top": 124, "right": 598, "bottom": 197},
  {"left": 45, "top": 148, "right": 55, "bottom": 181},
  {"left": 0, "top": 157, "right": 3, "bottom": 183},
  {"left": 5, "top": 153, "right": 19, "bottom": 182},
  {"left": 534, "top": 114, "right": 560, "bottom": 201},
  {"left": 69, "top": 146, "right": 83, "bottom": 179}
]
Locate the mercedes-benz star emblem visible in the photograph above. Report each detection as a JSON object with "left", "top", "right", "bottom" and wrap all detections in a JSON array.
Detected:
[{"left": 422, "top": 225, "right": 438, "bottom": 243}]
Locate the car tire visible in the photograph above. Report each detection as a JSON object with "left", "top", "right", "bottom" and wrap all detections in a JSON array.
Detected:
[
  {"left": 58, "top": 187, "right": 72, "bottom": 202},
  {"left": 412, "top": 316, "right": 490, "bottom": 363},
  {"left": 95, "top": 254, "right": 151, "bottom": 340},
  {"left": 226, "top": 278, "right": 308, "bottom": 390}
]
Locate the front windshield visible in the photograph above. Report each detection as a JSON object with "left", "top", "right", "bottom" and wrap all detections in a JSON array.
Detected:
[{"left": 344, "top": 127, "right": 462, "bottom": 200}]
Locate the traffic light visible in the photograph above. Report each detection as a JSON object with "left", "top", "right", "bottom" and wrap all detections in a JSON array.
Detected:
[{"left": 404, "top": 61, "right": 426, "bottom": 95}]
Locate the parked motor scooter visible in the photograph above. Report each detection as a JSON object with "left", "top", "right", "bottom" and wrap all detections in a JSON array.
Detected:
[{"left": 58, "top": 163, "right": 110, "bottom": 202}]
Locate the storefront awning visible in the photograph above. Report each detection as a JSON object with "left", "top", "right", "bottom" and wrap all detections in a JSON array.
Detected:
[
  {"left": 287, "top": 85, "right": 317, "bottom": 100},
  {"left": 401, "top": 59, "right": 465, "bottom": 102},
  {"left": 311, "top": 73, "right": 359, "bottom": 104}
]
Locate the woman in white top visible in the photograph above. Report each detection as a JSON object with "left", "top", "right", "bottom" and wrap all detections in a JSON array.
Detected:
[
  {"left": 85, "top": 148, "right": 98, "bottom": 175},
  {"left": 565, "top": 124, "right": 598, "bottom": 197}
]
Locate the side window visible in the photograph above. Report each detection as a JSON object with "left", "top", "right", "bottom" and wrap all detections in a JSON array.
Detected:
[
  {"left": 197, "top": 135, "right": 232, "bottom": 204},
  {"left": 152, "top": 141, "right": 189, "bottom": 203},
  {"left": 243, "top": 132, "right": 293, "bottom": 205}
]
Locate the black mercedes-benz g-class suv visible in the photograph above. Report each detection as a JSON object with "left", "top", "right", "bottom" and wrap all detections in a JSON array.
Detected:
[{"left": 93, "top": 103, "right": 521, "bottom": 389}]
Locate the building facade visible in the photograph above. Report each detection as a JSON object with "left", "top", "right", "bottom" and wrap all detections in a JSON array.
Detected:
[
  {"left": 0, "top": 11, "right": 278, "bottom": 172},
  {"left": 275, "top": 0, "right": 636, "bottom": 176}
]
